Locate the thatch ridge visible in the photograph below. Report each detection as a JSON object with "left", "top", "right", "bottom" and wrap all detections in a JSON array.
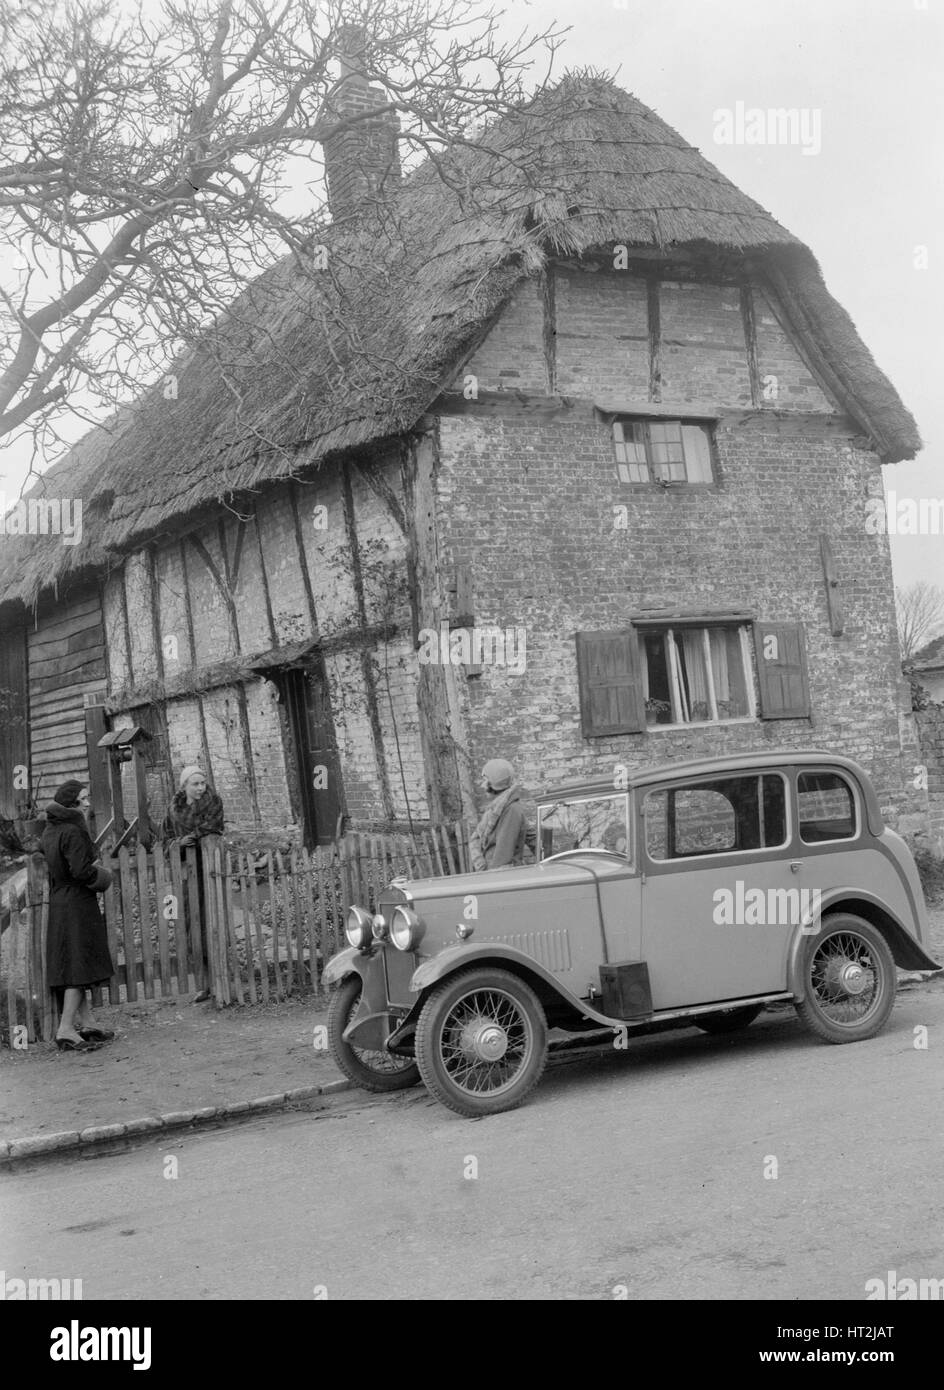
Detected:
[{"left": 0, "top": 74, "right": 920, "bottom": 613}]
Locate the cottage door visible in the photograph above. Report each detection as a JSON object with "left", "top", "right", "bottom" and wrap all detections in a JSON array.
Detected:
[{"left": 282, "top": 661, "right": 344, "bottom": 846}]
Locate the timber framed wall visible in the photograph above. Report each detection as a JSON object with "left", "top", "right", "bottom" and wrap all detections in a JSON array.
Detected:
[{"left": 101, "top": 464, "right": 431, "bottom": 838}]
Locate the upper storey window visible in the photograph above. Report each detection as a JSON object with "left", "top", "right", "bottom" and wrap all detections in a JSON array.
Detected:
[{"left": 613, "top": 418, "right": 714, "bottom": 486}]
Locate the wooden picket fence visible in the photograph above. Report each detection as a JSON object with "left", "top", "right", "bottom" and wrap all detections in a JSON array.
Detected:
[{"left": 0, "top": 823, "right": 471, "bottom": 1042}]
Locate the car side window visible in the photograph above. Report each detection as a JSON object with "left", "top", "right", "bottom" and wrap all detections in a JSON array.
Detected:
[
  {"left": 645, "top": 774, "right": 788, "bottom": 861},
  {"left": 797, "top": 771, "right": 857, "bottom": 843}
]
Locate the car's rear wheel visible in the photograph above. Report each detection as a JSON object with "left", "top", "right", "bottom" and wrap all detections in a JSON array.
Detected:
[
  {"left": 327, "top": 976, "right": 420, "bottom": 1092},
  {"left": 694, "top": 1004, "right": 763, "bottom": 1034},
  {"left": 415, "top": 968, "right": 548, "bottom": 1117},
  {"left": 794, "top": 914, "right": 896, "bottom": 1043}
]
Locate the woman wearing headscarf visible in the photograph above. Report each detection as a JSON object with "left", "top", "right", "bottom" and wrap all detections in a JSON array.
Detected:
[
  {"left": 469, "top": 758, "right": 529, "bottom": 871},
  {"left": 162, "top": 766, "right": 224, "bottom": 1002},
  {"left": 42, "top": 780, "right": 114, "bottom": 1051}
]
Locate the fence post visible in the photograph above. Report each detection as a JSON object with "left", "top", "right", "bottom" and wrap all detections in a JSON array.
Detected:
[
  {"left": 200, "top": 835, "right": 230, "bottom": 1006},
  {"left": 25, "top": 853, "right": 54, "bottom": 1041}
]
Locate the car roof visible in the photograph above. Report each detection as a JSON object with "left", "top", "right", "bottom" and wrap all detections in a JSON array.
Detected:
[{"left": 538, "top": 749, "right": 880, "bottom": 819}]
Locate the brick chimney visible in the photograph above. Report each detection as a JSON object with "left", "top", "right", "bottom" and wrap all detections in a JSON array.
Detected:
[{"left": 322, "top": 24, "right": 401, "bottom": 219}]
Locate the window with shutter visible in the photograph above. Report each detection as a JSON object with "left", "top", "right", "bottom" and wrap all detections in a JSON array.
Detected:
[
  {"left": 752, "top": 622, "right": 811, "bottom": 719},
  {"left": 575, "top": 631, "right": 645, "bottom": 736}
]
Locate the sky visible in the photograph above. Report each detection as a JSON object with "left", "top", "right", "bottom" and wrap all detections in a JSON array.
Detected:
[{"left": 1, "top": 0, "right": 941, "bottom": 590}]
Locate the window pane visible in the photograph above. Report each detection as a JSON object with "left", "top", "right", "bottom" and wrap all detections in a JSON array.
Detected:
[
  {"left": 645, "top": 775, "right": 787, "bottom": 860},
  {"left": 681, "top": 425, "right": 713, "bottom": 483},
  {"left": 708, "top": 628, "right": 749, "bottom": 718},
  {"left": 798, "top": 772, "right": 857, "bottom": 842},
  {"left": 677, "top": 629, "right": 711, "bottom": 722},
  {"left": 643, "top": 632, "right": 673, "bottom": 724},
  {"left": 538, "top": 794, "right": 630, "bottom": 858}
]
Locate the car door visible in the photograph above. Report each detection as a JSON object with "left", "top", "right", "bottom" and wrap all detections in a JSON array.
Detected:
[{"left": 639, "top": 772, "right": 801, "bottom": 1011}]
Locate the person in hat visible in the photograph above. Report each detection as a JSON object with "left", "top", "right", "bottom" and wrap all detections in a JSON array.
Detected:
[
  {"left": 42, "top": 780, "right": 115, "bottom": 1051},
  {"left": 161, "top": 766, "right": 224, "bottom": 1002},
  {"left": 469, "top": 759, "right": 529, "bottom": 871}
]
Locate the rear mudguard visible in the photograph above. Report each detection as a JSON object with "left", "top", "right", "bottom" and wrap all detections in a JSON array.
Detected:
[{"left": 785, "top": 890, "right": 941, "bottom": 996}]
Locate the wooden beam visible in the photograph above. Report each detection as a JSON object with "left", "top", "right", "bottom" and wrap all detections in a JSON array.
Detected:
[
  {"left": 196, "top": 692, "right": 213, "bottom": 787},
  {"left": 820, "top": 534, "right": 844, "bottom": 637},
  {"left": 118, "top": 562, "right": 135, "bottom": 689},
  {"left": 235, "top": 683, "right": 261, "bottom": 826},
  {"left": 252, "top": 503, "right": 278, "bottom": 648},
  {"left": 647, "top": 278, "right": 662, "bottom": 403},
  {"left": 340, "top": 467, "right": 394, "bottom": 819},
  {"left": 349, "top": 459, "right": 406, "bottom": 536},
  {"left": 189, "top": 533, "right": 240, "bottom": 654},
  {"left": 740, "top": 284, "right": 762, "bottom": 408},
  {"left": 289, "top": 481, "right": 319, "bottom": 635},
  {"left": 541, "top": 265, "right": 557, "bottom": 395},
  {"left": 146, "top": 547, "right": 165, "bottom": 685},
  {"left": 427, "top": 389, "right": 590, "bottom": 422},
  {"left": 178, "top": 539, "right": 198, "bottom": 668}
]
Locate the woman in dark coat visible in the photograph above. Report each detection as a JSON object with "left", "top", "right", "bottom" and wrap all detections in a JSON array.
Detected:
[{"left": 43, "top": 780, "right": 115, "bottom": 1051}]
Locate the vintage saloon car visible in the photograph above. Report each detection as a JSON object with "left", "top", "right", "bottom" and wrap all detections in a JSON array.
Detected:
[{"left": 324, "top": 751, "right": 940, "bottom": 1118}]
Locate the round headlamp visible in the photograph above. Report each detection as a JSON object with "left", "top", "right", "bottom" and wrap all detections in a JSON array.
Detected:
[
  {"left": 345, "top": 906, "right": 373, "bottom": 950},
  {"left": 390, "top": 905, "right": 424, "bottom": 952}
]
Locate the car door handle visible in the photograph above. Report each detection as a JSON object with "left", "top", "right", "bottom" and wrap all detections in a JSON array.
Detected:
[{"left": 790, "top": 861, "right": 802, "bottom": 873}]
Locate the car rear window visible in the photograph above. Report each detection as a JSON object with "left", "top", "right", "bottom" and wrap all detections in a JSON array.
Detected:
[
  {"left": 797, "top": 771, "right": 857, "bottom": 843},
  {"left": 645, "top": 774, "right": 788, "bottom": 860}
]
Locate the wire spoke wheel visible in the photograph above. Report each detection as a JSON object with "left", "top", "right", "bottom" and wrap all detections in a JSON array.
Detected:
[
  {"left": 795, "top": 914, "right": 896, "bottom": 1044},
  {"left": 327, "top": 975, "right": 420, "bottom": 1093},
  {"left": 416, "top": 968, "right": 548, "bottom": 1117}
]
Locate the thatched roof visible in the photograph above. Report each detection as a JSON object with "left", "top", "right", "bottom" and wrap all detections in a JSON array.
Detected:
[{"left": 0, "top": 74, "right": 921, "bottom": 613}]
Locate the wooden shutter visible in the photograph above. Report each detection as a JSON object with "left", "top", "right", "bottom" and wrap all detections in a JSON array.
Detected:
[
  {"left": 576, "top": 630, "right": 645, "bottom": 736},
  {"left": 753, "top": 621, "right": 811, "bottom": 719}
]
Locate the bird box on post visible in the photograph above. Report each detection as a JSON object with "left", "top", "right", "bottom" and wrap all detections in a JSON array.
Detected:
[{"left": 96, "top": 726, "right": 153, "bottom": 850}]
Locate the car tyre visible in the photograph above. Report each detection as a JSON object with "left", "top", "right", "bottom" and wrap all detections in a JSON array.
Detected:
[
  {"left": 694, "top": 1004, "right": 763, "bottom": 1034},
  {"left": 327, "top": 976, "right": 421, "bottom": 1092},
  {"left": 794, "top": 913, "right": 896, "bottom": 1044},
  {"left": 415, "top": 967, "right": 548, "bottom": 1118}
]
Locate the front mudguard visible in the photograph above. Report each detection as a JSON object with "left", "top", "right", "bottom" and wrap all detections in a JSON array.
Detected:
[{"left": 324, "top": 946, "right": 395, "bottom": 1052}]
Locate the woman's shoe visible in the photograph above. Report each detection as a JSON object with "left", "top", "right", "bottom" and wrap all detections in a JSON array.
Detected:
[
  {"left": 55, "top": 1038, "right": 103, "bottom": 1052},
  {"left": 78, "top": 1028, "right": 115, "bottom": 1041}
]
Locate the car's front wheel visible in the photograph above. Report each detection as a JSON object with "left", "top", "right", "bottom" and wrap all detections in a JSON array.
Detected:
[
  {"left": 794, "top": 914, "right": 896, "bottom": 1043},
  {"left": 415, "top": 968, "right": 548, "bottom": 1117},
  {"left": 327, "top": 976, "right": 421, "bottom": 1092}
]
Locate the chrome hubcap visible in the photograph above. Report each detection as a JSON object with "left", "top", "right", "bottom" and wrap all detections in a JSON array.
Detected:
[
  {"left": 461, "top": 1018, "right": 508, "bottom": 1062},
  {"left": 439, "top": 987, "right": 534, "bottom": 1096},
  {"left": 811, "top": 931, "right": 880, "bottom": 1024}
]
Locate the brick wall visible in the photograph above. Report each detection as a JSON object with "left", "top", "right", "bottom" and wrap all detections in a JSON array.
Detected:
[
  {"left": 434, "top": 264, "right": 924, "bottom": 832},
  {"left": 915, "top": 707, "right": 944, "bottom": 853}
]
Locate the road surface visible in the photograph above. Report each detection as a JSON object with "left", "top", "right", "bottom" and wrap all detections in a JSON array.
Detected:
[{"left": 3, "top": 989, "right": 943, "bottom": 1300}]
